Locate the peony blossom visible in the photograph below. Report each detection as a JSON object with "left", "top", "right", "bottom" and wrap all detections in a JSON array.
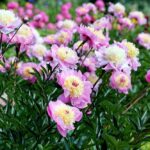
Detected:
[
  {"left": 129, "top": 11, "right": 147, "bottom": 25},
  {"left": 145, "top": 70, "right": 150, "bottom": 83},
  {"left": 49, "top": 45, "right": 78, "bottom": 69},
  {"left": 28, "top": 44, "right": 48, "bottom": 61},
  {"left": 122, "top": 41, "right": 140, "bottom": 71},
  {"left": 108, "top": 2, "right": 125, "bottom": 17},
  {"left": 56, "top": 20, "right": 77, "bottom": 32},
  {"left": 110, "top": 71, "right": 132, "bottom": 94},
  {"left": 118, "top": 17, "right": 134, "bottom": 30},
  {"left": 55, "top": 30, "right": 73, "bottom": 46},
  {"left": 16, "top": 62, "right": 39, "bottom": 83},
  {"left": 0, "top": 9, "right": 21, "bottom": 34},
  {"left": 11, "top": 24, "right": 35, "bottom": 52},
  {"left": 95, "top": 44, "right": 130, "bottom": 73},
  {"left": 78, "top": 25, "right": 109, "bottom": 48},
  {"left": 7, "top": 2, "right": 19, "bottom": 10},
  {"left": 137, "top": 33, "right": 150, "bottom": 50},
  {"left": 47, "top": 100, "right": 82, "bottom": 137},
  {"left": 95, "top": 0, "right": 105, "bottom": 12},
  {"left": 57, "top": 70, "right": 92, "bottom": 109}
]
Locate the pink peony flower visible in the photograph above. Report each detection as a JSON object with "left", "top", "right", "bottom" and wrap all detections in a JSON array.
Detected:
[
  {"left": 49, "top": 45, "right": 78, "bottom": 68},
  {"left": 110, "top": 71, "right": 132, "bottom": 94},
  {"left": 11, "top": 24, "right": 35, "bottom": 52},
  {"left": 108, "top": 2, "right": 125, "bottom": 17},
  {"left": 26, "top": 9, "right": 33, "bottom": 18},
  {"left": 137, "top": 33, "right": 150, "bottom": 50},
  {"left": 95, "top": 44, "right": 130, "bottom": 73},
  {"left": 16, "top": 62, "right": 39, "bottom": 83},
  {"left": 145, "top": 70, "right": 150, "bottom": 83},
  {"left": 83, "top": 3, "right": 97, "bottom": 14},
  {"left": 18, "top": 7, "right": 25, "bottom": 17},
  {"left": 47, "top": 100, "right": 82, "bottom": 137},
  {"left": 56, "top": 14, "right": 64, "bottom": 21},
  {"left": 55, "top": 30, "right": 73, "bottom": 46},
  {"left": 82, "top": 14, "right": 93, "bottom": 24},
  {"left": 56, "top": 20, "right": 77, "bottom": 32},
  {"left": 25, "top": 3, "right": 33, "bottom": 9},
  {"left": 95, "top": 0, "right": 105, "bottom": 12},
  {"left": 7, "top": 2, "right": 19, "bottom": 10},
  {"left": 76, "top": 6, "right": 89, "bottom": 16},
  {"left": 57, "top": 70, "right": 92, "bottom": 108},
  {"left": 0, "top": 9, "right": 22, "bottom": 34},
  {"left": 44, "top": 34, "right": 56, "bottom": 45},
  {"left": 78, "top": 25, "right": 109, "bottom": 48},
  {"left": 121, "top": 41, "right": 140, "bottom": 71},
  {"left": 93, "top": 17, "right": 112, "bottom": 30},
  {"left": 82, "top": 56, "right": 97, "bottom": 72},
  {"left": 27, "top": 44, "right": 48, "bottom": 61},
  {"left": 47, "top": 23, "right": 56, "bottom": 30},
  {"left": 129, "top": 11, "right": 147, "bottom": 25},
  {"left": 118, "top": 17, "right": 134, "bottom": 30}
]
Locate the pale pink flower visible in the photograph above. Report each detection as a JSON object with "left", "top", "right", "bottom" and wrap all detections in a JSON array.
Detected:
[
  {"left": 118, "top": 17, "right": 134, "bottom": 29},
  {"left": 122, "top": 41, "right": 140, "bottom": 71},
  {"left": 93, "top": 17, "right": 112, "bottom": 30},
  {"left": 57, "top": 70, "right": 92, "bottom": 109},
  {"left": 49, "top": 45, "right": 78, "bottom": 68},
  {"left": 78, "top": 25, "right": 109, "bottom": 48},
  {"left": 16, "top": 62, "right": 39, "bottom": 83},
  {"left": 137, "top": 33, "right": 150, "bottom": 50},
  {"left": 129, "top": 11, "right": 147, "bottom": 25},
  {"left": 11, "top": 24, "right": 35, "bottom": 52},
  {"left": 110, "top": 71, "right": 132, "bottom": 94},
  {"left": 108, "top": 2, "right": 125, "bottom": 17},
  {"left": 55, "top": 30, "right": 73, "bottom": 46},
  {"left": 57, "top": 20, "right": 77, "bottom": 32},
  {"left": 28, "top": 44, "right": 48, "bottom": 61},
  {"left": 0, "top": 9, "right": 22, "bottom": 34},
  {"left": 95, "top": 44, "right": 130, "bottom": 73},
  {"left": 47, "top": 100, "right": 82, "bottom": 137}
]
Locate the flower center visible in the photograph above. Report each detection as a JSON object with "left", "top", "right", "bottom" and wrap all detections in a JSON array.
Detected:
[
  {"left": 17, "top": 24, "right": 32, "bottom": 38},
  {"left": 33, "top": 45, "right": 47, "bottom": 56},
  {"left": 64, "top": 76, "right": 84, "bottom": 97},
  {"left": 105, "top": 46, "right": 126, "bottom": 65},
  {"left": 23, "top": 67, "right": 34, "bottom": 78},
  {"left": 131, "top": 18, "right": 138, "bottom": 25},
  {"left": 56, "top": 48, "right": 75, "bottom": 61},
  {"left": 55, "top": 106, "right": 74, "bottom": 126},
  {"left": 115, "top": 74, "right": 129, "bottom": 88}
]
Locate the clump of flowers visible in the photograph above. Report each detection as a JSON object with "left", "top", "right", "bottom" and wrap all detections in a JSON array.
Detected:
[{"left": 0, "top": 0, "right": 149, "bottom": 144}]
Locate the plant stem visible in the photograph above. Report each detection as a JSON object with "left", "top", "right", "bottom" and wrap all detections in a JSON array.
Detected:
[
  {"left": 122, "top": 87, "right": 150, "bottom": 114},
  {"left": 3, "top": 23, "right": 23, "bottom": 54}
]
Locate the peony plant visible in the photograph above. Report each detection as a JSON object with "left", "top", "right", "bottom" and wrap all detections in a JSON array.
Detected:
[{"left": 0, "top": 0, "right": 150, "bottom": 149}]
